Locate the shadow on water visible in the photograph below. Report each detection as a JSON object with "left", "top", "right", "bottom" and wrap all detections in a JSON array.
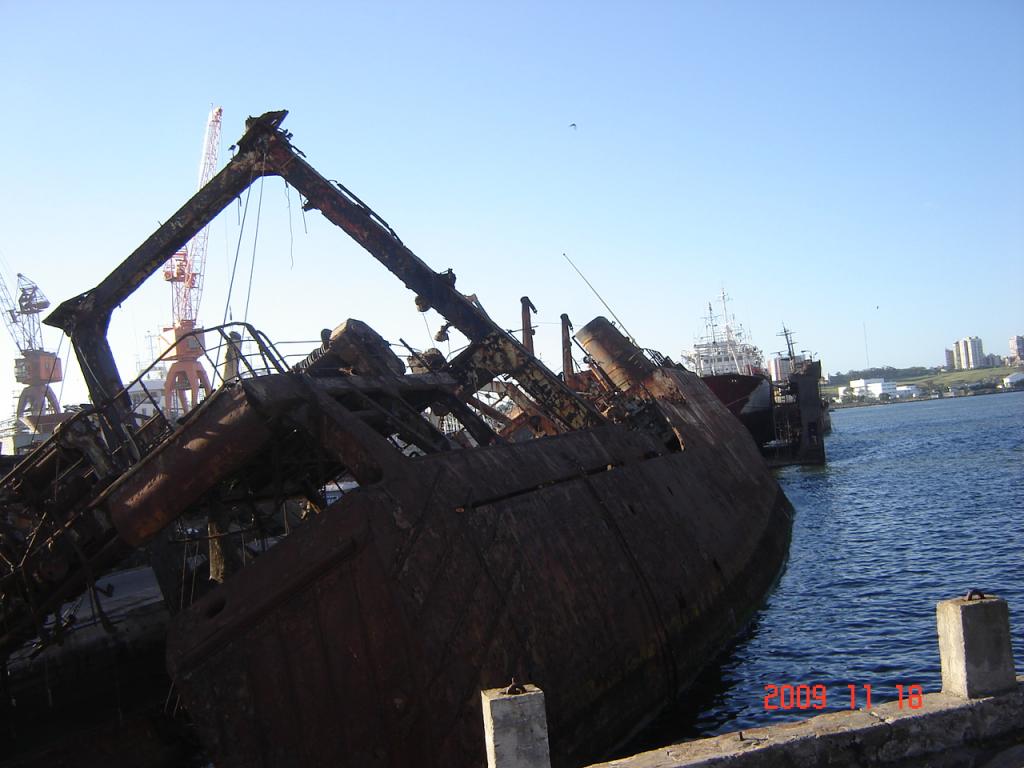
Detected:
[{"left": 618, "top": 614, "right": 768, "bottom": 758}]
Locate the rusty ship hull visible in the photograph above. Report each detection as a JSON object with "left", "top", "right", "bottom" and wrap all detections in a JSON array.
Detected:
[
  {"left": 164, "top": 368, "right": 790, "bottom": 767},
  {"left": 0, "top": 110, "right": 793, "bottom": 768}
]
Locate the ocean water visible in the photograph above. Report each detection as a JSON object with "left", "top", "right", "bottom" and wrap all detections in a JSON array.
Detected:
[{"left": 668, "top": 391, "right": 1024, "bottom": 738}]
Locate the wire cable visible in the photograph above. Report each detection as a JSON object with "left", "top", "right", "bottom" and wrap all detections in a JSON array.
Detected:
[
  {"left": 562, "top": 252, "right": 637, "bottom": 344},
  {"left": 284, "top": 179, "right": 295, "bottom": 269},
  {"left": 242, "top": 167, "right": 267, "bottom": 324},
  {"left": 421, "top": 313, "right": 433, "bottom": 350},
  {"left": 221, "top": 186, "right": 253, "bottom": 328}
]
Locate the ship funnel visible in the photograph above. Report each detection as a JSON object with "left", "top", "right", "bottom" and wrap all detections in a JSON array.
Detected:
[{"left": 575, "top": 316, "right": 654, "bottom": 391}]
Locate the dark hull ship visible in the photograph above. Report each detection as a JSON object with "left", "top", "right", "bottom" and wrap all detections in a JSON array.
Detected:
[
  {"left": 761, "top": 358, "right": 828, "bottom": 467},
  {"left": 700, "top": 373, "right": 774, "bottom": 446},
  {"left": 702, "top": 363, "right": 828, "bottom": 468},
  {"left": 0, "top": 112, "right": 793, "bottom": 767}
]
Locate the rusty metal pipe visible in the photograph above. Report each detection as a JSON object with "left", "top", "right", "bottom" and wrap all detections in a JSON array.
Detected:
[{"left": 102, "top": 386, "right": 273, "bottom": 548}]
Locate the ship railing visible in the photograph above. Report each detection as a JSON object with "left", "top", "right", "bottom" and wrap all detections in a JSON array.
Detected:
[
  {"left": 23, "top": 322, "right": 298, "bottom": 470},
  {"left": 642, "top": 348, "right": 671, "bottom": 367},
  {"left": 119, "top": 322, "right": 290, "bottom": 440}
]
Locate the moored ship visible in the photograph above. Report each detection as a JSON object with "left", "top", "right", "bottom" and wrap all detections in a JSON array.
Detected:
[
  {"left": 683, "top": 291, "right": 775, "bottom": 447},
  {"left": 762, "top": 326, "right": 828, "bottom": 466},
  {"left": 683, "top": 297, "right": 827, "bottom": 466}
]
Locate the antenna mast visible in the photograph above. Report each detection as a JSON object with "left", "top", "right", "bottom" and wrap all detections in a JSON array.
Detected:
[
  {"left": 562, "top": 252, "right": 637, "bottom": 345},
  {"left": 777, "top": 324, "right": 796, "bottom": 359}
]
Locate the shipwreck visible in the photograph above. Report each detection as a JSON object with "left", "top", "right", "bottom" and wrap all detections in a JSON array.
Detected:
[{"left": 0, "top": 111, "right": 793, "bottom": 767}]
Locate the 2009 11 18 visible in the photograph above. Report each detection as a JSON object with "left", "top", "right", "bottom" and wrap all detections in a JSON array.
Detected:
[{"left": 763, "top": 684, "right": 924, "bottom": 711}]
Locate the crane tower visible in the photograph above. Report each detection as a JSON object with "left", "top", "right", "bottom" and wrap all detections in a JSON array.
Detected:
[
  {"left": 162, "top": 106, "right": 222, "bottom": 418},
  {"left": 0, "top": 273, "right": 66, "bottom": 453}
]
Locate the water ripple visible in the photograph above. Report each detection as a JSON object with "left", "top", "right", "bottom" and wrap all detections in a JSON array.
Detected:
[{"left": 660, "top": 392, "right": 1024, "bottom": 740}]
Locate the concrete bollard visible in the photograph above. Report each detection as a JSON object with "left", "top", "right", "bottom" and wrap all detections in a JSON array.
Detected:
[
  {"left": 481, "top": 683, "right": 552, "bottom": 768},
  {"left": 936, "top": 593, "right": 1017, "bottom": 698}
]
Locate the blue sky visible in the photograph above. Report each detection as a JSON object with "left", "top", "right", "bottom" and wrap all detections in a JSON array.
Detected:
[{"left": 1, "top": 1, "right": 1021, "bottom": 404}]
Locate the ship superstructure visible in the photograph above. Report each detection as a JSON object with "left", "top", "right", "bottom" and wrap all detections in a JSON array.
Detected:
[{"left": 683, "top": 288, "right": 765, "bottom": 376}]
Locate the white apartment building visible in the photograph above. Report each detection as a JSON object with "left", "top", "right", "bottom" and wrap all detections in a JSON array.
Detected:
[
  {"left": 952, "top": 336, "right": 984, "bottom": 370},
  {"left": 1010, "top": 336, "right": 1024, "bottom": 364}
]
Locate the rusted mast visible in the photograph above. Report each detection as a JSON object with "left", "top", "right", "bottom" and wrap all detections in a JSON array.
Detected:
[
  {"left": 561, "top": 313, "right": 575, "bottom": 387},
  {"left": 261, "top": 136, "right": 602, "bottom": 431},
  {"left": 520, "top": 296, "right": 536, "bottom": 355},
  {"left": 45, "top": 110, "right": 602, "bottom": 439}
]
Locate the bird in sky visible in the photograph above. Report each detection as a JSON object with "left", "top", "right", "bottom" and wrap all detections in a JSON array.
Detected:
[{"left": 569, "top": 123, "right": 577, "bottom": 130}]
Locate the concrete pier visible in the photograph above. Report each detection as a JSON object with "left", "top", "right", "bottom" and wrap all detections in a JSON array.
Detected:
[
  {"left": 585, "top": 679, "right": 1024, "bottom": 767},
  {"left": 937, "top": 594, "right": 1016, "bottom": 698},
  {"left": 481, "top": 683, "right": 552, "bottom": 768},
  {"left": 482, "top": 595, "right": 1022, "bottom": 767},
  {"left": 583, "top": 593, "right": 1020, "bottom": 767}
]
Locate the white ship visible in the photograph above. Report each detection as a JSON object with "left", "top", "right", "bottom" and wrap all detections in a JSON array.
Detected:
[{"left": 682, "top": 288, "right": 766, "bottom": 376}]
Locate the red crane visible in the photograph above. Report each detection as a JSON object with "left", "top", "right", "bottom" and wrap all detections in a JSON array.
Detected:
[
  {"left": 162, "top": 106, "right": 222, "bottom": 418},
  {"left": 0, "top": 273, "right": 66, "bottom": 452}
]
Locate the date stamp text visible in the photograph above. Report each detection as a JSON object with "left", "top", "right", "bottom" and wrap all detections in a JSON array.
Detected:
[{"left": 763, "top": 683, "right": 924, "bottom": 711}]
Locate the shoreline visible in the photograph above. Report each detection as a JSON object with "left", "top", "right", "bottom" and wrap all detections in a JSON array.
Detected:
[{"left": 829, "top": 387, "right": 1021, "bottom": 410}]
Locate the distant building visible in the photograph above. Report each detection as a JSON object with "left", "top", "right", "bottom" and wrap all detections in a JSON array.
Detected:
[
  {"left": 845, "top": 378, "right": 898, "bottom": 399},
  {"left": 1010, "top": 336, "right": 1024, "bottom": 364},
  {"left": 896, "top": 385, "right": 921, "bottom": 399},
  {"left": 944, "top": 348, "right": 955, "bottom": 369},
  {"left": 1004, "top": 372, "right": 1024, "bottom": 388},
  {"left": 127, "top": 364, "right": 169, "bottom": 419},
  {"left": 768, "top": 354, "right": 806, "bottom": 382},
  {"left": 952, "top": 336, "right": 985, "bottom": 370}
]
